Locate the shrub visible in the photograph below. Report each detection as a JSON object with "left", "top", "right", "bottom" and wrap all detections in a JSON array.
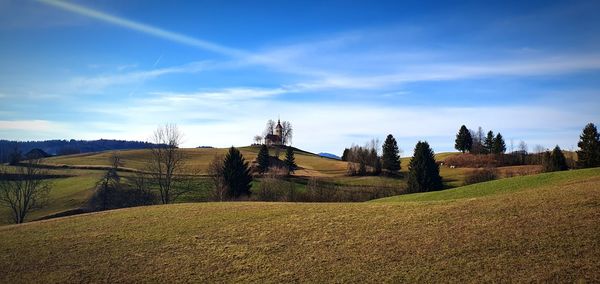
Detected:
[{"left": 463, "top": 168, "right": 498, "bottom": 185}]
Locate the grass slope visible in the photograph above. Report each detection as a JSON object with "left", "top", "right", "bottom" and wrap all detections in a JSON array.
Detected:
[
  {"left": 0, "top": 168, "right": 598, "bottom": 282},
  {"left": 373, "top": 167, "right": 600, "bottom": 202},
  {"left": 43, "top": 146, "right": 349, "bottom": 176}
]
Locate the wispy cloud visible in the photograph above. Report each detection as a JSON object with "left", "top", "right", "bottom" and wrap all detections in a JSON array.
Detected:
[
  {"left": 37, "top": 0, "right": 248, "bottom": 59},
  {"left": 0, "top": 120, "right": 63, "bottom": 131},
  {"left": 69, "top": 61, "right": 210, "bottom": 91}
]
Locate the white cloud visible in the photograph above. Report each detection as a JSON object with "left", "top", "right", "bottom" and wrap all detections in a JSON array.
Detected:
[{"left": 0, "top": 120, "right": 64, "bottom": 131}]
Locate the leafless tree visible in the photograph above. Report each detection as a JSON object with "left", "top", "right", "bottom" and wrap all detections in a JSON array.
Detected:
[
  {"left": 253, "top": 135, "right": 263, "bottom": 145},
  {"left": 0, "top": 158, "right": 50, "bottom": 224},
  {"left": 533, "top": 144, "right": 545, "bottom": 154},
  {"left": 263, "top": 119, "right": 276, "bottom": 137},
  {"left": 147, "top": 124, "right": 190, "bottom": 204},
  {"left": 281, "top": 121, "right": 293, "bottom": 145},
  {"left": 518, "top": 141, "right": 528, "bottom": 154},
  {"left": 207, "top": 154, "right": 227, "bottom": 201}
]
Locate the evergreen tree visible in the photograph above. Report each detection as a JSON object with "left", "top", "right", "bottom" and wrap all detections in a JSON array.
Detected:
[
  {"left": 483, "top": 131, "right": 495, "bottom": 154},
  {"left": 577, "top": 123, "right": 600, "bottom": 168},
  {"left": 341, "top": 148, "right": 350, "bottom": 161},
  {"left": 454, "top": 125, "right": 473, "bottom": 153},
  {"left": 381, "top": 134, "right": 401, "bottom": 173},
  {"left": 492, "top": 133, "right": 506, "bottom": 154},
  {"left": 257, "top": 144, "right": 270, "bottom": 173},
  {"left": 543, "top": 146, "right": 568, "bottom": 172},
  {"left": 222, "top": 147, "right": 253, "bottom": 198},
  {"left": 284, "top": 147, "right": 297, "bottom": 174},
  {"left": 407, "top": 141, "right": 443, "bottom": 193}
]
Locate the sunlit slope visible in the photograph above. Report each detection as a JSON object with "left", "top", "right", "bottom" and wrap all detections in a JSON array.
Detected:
[
  {"left": 42, "top": 147, "right": 349, "bottom": 176},
  {"left": 1, "top": 168, "right": 598, "bottom": 282},
  {"left": 373, "top": 167, "right": 600, "bottom": 202}
]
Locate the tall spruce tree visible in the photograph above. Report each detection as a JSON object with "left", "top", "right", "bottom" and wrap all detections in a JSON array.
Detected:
[
  {"left": 455, "top": 125, "right": 473, "bottom": 153},
  {"left": 284, "top": 147, "right": 297, "bottom": 174},
  {"left": 484, "top": 131, "right": 495, "bottom": 154},
  {"left": 381, "top": 134, "right": 401, "bottom": 173},
  {"left": 341, "top": 148, "right": 350, "bottom": 161},
  {"left": 407, "top": 141, "right": 443, "bottom": 193},
  {"left": 222, "top": 147, "right": 253, "bottom": 198},
  {"left": 577, "top": 123, "right": 600, "bottom": 168},
  {"left": 257, "top": 144, "right": 270, "bottom": 174},
  {"left": 492, "top": 133, "right": 506, "bottom": 154},
  {"left": 543, "top": 146, "right": 568, "bottom": 172}
]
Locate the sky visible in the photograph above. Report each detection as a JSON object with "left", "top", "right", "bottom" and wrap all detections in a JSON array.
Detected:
[{"left": 0, "top": 0, "right": 599, "bottom": 155}]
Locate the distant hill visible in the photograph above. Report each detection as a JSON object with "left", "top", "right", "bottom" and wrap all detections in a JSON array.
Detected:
[
  {"left": 0, "top": 139, "right": 156, "bottom": 163},
  {"left": 318, "top": 152, "right": 341, "bottom": 160}
]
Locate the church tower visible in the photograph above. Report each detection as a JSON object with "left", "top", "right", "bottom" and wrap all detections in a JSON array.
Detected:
[{"left": 275, "top": 119, "right": 283, "bottom": 138}]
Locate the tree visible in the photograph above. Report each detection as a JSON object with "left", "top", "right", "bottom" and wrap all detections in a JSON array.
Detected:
[
  {"left": 577, "top": 123, "right": 600, "bottom": 168},
  {"left": 222, "top": 147, "right": 253, "bottom": 198},
  {"left": 207, "top": 154, "right": 226, "bottom": 201},
  {"left": 492, "top": 133, "right": 506, "bottom": 154},
  {"left": 518, "top": 140, "right": 528, "bottom": 154},
  {"left": 382, "top": 134, "right": 401, "bottom": 173},
  {"left": 257, "top": 144, "right": 270, "bottom": 174},
  {"left": 0, "top": 158, "right": 50, "bottom": 224},
  {"left": 454, "top": 125, "right": 473, "bottom": 153},
  {"left": 263, "top": 120, "right": 276, "bottom": 137},
  {"left": 543, "top": 146, "right": 568, "bottom": 172},
  {"left": 147, "top": 124, "right": 191, "bottom": 204},
  {"left": 284, "top": 147, "right": 297, "bottom": 174},
  {"left": 341, "top": 148, "right": 350, "bottom": 161},
  {"left": 281, "top": 121, "right": 293, "bottom": 145},
  {"left": 95, "top": 153, "right": 122, "bottom": 210},
  {"left": 407, "top": 141, "right": 443, "bottom": 193},
  {"left": 471, "top": 127, "right": 485, "bottom": 154},
  {"left": 253, "top": 135, "right": 263, "bottom": 145},
  {"left": 484, "top": 131, "right": 495, "bottom": 154}
]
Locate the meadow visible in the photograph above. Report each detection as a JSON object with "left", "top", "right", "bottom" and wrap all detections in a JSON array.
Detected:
[
  {"left": 0, "top": 167, "right": 598, "bottom": 282},
  {"left": 0, "top": 147, "right": 544, "bottom": 224}
]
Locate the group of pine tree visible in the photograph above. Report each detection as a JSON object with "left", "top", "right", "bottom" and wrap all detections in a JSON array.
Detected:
[{"left": 454, "top": 122, "right": 600, "bottom": 172}]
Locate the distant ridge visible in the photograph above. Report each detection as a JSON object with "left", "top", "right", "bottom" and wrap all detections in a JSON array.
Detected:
[
  {"left": 0, "top": 139, "right": 156, "bottom": 163},
  {"left": 318, "top": 152, "right": 341, "bottom": 160}
]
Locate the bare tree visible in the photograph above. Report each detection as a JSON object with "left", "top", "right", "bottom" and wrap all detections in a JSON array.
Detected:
[
  {"left": 281, "top": 121, "right": 293, "bottom": 145},
  {"left": 253, "top": 135, "right": 263, "bottom": 145},
  {"left": 207, "top": 154, "right": 227, "bottom": 201},
  {"left": 263, "top": 120, "right": 276, "bottom": 137},
  {"left": 0, "top": 158, "right": 50, "bottom": 224},
  {"left": 518, "top": 140, "right": 528, "bottom": 154},
  {"left": 147, "top": 124, "right": 189, "bottom": 204}
]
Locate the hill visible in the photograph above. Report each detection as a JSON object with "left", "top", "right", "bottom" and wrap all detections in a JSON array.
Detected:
[{"left": 0, "top": 168, "right": 598, "bottom": 282}]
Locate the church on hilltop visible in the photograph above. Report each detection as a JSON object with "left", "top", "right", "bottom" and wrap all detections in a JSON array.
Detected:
[{"left": 265, "top": 119, "right": 284, "bottom": 145}]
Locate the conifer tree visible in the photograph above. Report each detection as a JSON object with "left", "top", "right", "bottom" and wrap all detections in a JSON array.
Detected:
[
  {"left": 577, "top": 123, "right": 600, "bottom": 168},
  {"left": 454, "top": 125, "right": 473, "bottom": 153},
  {"left": 257, "top": 144, "right": 270, "bottom": 174},
  {"left": 341, "top": 148, "right": 350, "bottom": 161},
  {"left": 381, "top": 134, "right": 401, "bottom": 173},
  {"left": 543, "top": 146, "right": 568, "bottom": 172},
  {"left": 484, "top": 130, "right": 495, "bottom": 154},
  {"left": 284, "top": 147, "right": 297, "bottom": 174},
  {"left": 407, "top": 141, "right": 443, "bottom": 193},
  {"left": 222, "top": 147, "right": 253, "bottom": 198},
  {"left": 492, "top": 133, "right": 506, "bottom": 154}
]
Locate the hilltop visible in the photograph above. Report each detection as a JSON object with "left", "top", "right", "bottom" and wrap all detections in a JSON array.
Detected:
[{"left": 0, "top": 168, "right": 598, "bottom": 282}]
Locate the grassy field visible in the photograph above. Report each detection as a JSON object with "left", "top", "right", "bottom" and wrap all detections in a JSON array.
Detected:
[
  {"left": 0, "top": 148, "right": 541, "bottom": 223},
  {"left": 0, "top": 168, "right": 598, "bottom": 282}
]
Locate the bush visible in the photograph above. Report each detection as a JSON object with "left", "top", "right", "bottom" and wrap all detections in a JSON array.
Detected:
[
  {"left": 463, "top": 168, "right": 498, "bottom": 185},
  {"left": 89, "top": 184, "right": 156, "bottom": 211},
  {"left": 254, "top": 175, "right": 295, "bottom": 202}
]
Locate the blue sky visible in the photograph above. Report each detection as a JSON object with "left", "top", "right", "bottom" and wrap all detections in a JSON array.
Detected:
[{"left": 0, "top": 0, "right": 599, "bottom": 155}]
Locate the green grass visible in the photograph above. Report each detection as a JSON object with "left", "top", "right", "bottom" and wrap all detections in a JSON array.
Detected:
[
  {"left": 373, "top": 167, "right": 600, "bottom": 202},
  {"left": 0, "top": 167, "right": 598, "bottom": 282}
]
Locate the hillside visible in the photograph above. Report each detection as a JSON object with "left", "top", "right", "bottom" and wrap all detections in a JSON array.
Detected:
[{"left": 0, "top": 168, "right": 598, "bottom": 282}]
